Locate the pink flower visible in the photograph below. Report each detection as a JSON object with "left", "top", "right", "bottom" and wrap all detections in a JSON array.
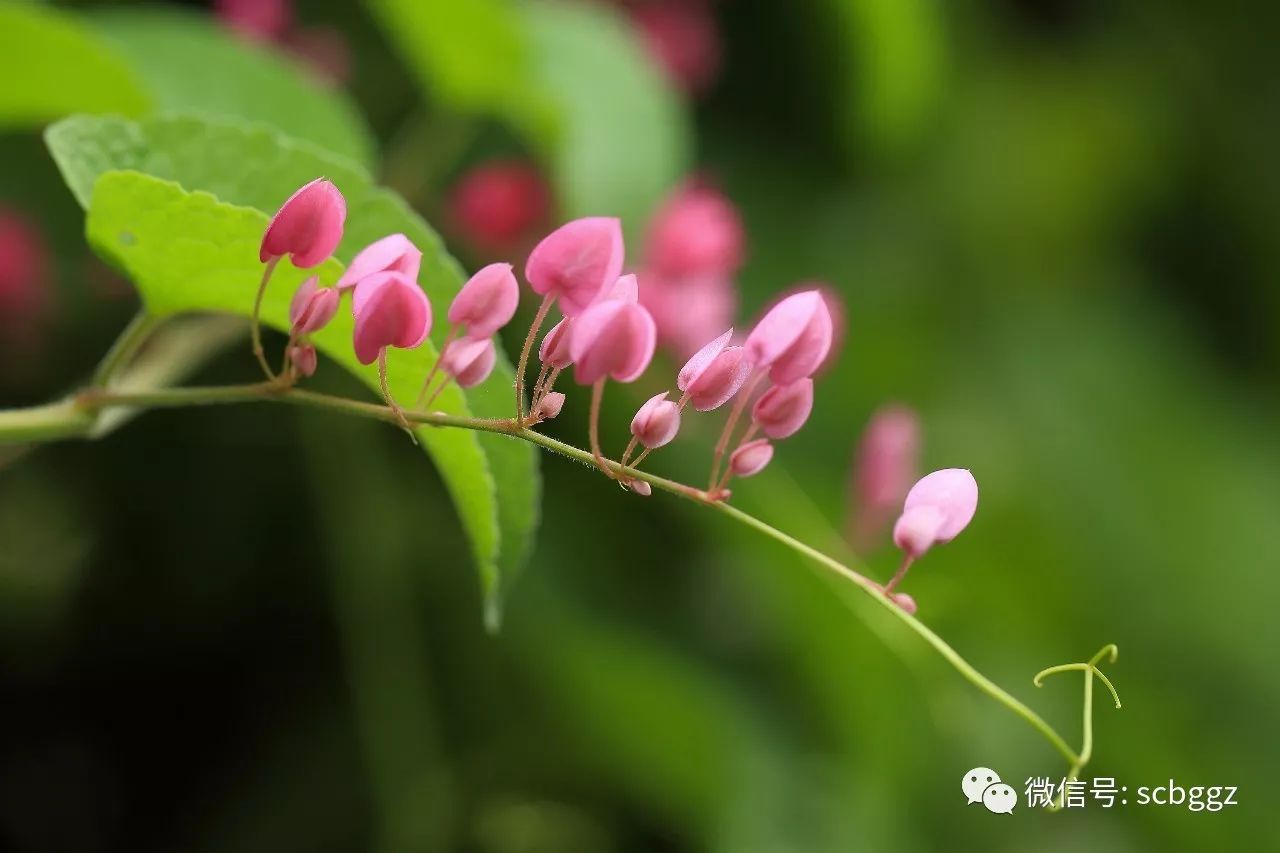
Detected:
[
  {"left": 568, "top": 298, "right": 656, "bottom": 385},
  {"left": 609, "top": 273, "right": 640, "bottom": 303},
  {"left": 525, "top": 217, "right": 625, "bottom": 317},
  {"left": 215, "top": 0, "right": 292, "bottom": 42},
  {"left": 449, "top": 160, "right": 550, "bottom": 252},
  {"left": 730, "top": 439, "right": 773, "bottom": 478},
  {"left": 851, "top": 405, "right": 921, "bottom": 537},
  {"left": 440, "top": 337, "right": 497, "bottom": 389},
  {"left": 751, "top": 378, "right": 814, "bottom": 439},
  {"left": 539, "top": 318, "right": 573, "bottom": 369},
  {"left": 260, "top": 178, "right": 346, "bottom": 268},
  {"left": 283, "top": 26, "right": 353, "bottom": 87},
  {"left": 351, "top": 271, "right": 432, "bottom": 365},
  {"left": 677, "top": 328, "right": 750, "bottom": 411},
  {"left": 337, "top": 233, "right": 421, "bottom": 292},
  {"left": 629, "top": 480, "right": 652, "bottom": 497},
  {"left": 631, "top": 392, "right": 682, "bottom": 449},
  {"left": 639, "top": 271, "right": 736, "bottom": 359},
  {"left": 289, "top": 343, "right": 318, "bottom": 378},
  {"left": 743, "top": 289, "right": 833, "bottom": 384},
  {"left": 646, "top": 181, "right": 744, "bottom": 278},
  {"left": 534, "top": 391, "right": 566, "bottom": 420},
  {"left": 892, "top": 469, "right": 979, "bottom": 558},
  {"left": 288, "top": 275, "right": 340, "bottom": 336},
  {"left": 628, "top": 0, "right": 722, "bottom": 96},
  {"left": 448, "top": 262, "right": 519, "bottom": 338}
]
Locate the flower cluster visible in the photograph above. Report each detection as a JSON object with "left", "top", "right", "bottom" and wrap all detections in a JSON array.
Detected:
[{"left": 255, "top": 178, "right": 980, "bottom": 616}]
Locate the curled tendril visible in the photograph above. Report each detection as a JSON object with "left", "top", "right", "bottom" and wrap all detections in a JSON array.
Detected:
[{"left": 1033, "top": 644, "right": 1122, "bottom": 810}]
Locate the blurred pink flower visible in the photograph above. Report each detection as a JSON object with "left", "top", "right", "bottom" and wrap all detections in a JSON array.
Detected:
[
  {"left": 284, "top": 25, "right": 353, "bottom": 87},
  {"left": 646, "top": 180, "right": 744, "bottom": 278},
  {"left": 848, "top": 404, "right": 921, "bottom": 551},
  {"left": 638, "top": 270, "right": 736, "bottom": 359},
  {"left": 0, "top": 208, "right": 51, "bottom": 348},
  {"left": 626, "top": 0, "right": 723, "bottom": 96},
  {"left": 215, "top": 0, "right": 292, "bottom": 42},
  {"left": 449, "top": 160, "right": 552, "bottom": 254}
]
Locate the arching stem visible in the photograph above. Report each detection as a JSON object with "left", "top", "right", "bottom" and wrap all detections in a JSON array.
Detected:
[
  {"left": 882, "top": 554, "right": 914, "bottom": 595},
  {"left": 515, "top": 294, "right": 555, "bottom": 425},
  {"left": 250, "top": 257, "right": 280, "bottom": 381},
  {"left": 588, "top": 378, "right": 610, "bottom": 475},
  {"left": 709, "top": 371, "right": 764, "bottom": 489},
  {"left": 416, "top": 324, "right": 459, "bottom": 407},
  {"left": 378, "top": 349, "right": 415, "bottom": 441}
]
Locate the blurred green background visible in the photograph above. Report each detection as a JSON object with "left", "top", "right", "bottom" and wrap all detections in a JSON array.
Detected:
[{"left": 1, "top": 0, "right": 1277, "bottom": 850}]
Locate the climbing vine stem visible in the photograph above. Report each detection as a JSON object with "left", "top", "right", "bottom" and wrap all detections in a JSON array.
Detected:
[{"left": 0, "top": 378, "right": 1118, "bottom": 785}]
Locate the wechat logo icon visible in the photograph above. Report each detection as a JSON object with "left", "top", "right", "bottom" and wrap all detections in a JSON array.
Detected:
[{"left": 963, "top": 767, "right": 1016, "bottom": 814}]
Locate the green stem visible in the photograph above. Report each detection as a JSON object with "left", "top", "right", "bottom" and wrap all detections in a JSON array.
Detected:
[
  {"left": 0, "top": 381, "right": 1102, "bottom": 771},
  {"left": 92, "top": 310, "right": 161, "bottom": 388}
]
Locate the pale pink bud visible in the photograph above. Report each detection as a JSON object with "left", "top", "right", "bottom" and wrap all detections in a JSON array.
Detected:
[
  {"left": 260, "top": 178, "right": 346, "bottom": 268},
  {"left": 892, "top": 505, "right": 947, "bottom": 559},
  {"left": 440, "top": 337, "right": 497, "bottom": 389},
  {"left": 351, "top": 272, "right": 432, "bottom": 365},
  {"left": 337, "top": 233, "right": 422, "bottom": 292},
  {"left": 891, "top": 592, "right": 918, "bottom": 616},
  {"left": 289, "top": 343, "right": 318, "bottom": 377},
  {"left": 892, "top": 469, "right": 979, "bottom": 558},
  {"left": 525, "top": 217, "right": 625, "bottom": 317},
  {"left": 630, "top": 391, "right": 682, "bottom": 450},
  {"left": 534, "top": 391, "right": 566, "bottom": 420},
  {"left": 743, "top": 289, "right": 833, "bottom": 384},
  {"left": 854, "top": 405, "right": 921, "bottom": 517},
  {"left": 448, "top": 160, "right": 550, "bottom": 252},
  {"left": 629, "top": 480, "right": 653, "bottom": 497},
  {"left": 288, "top": 275, "right": 340, "bottom": 336},
  {"left": 646, "top": 181, "right": 743, "bottom": 277},
  {"left": 568, "top": 299, "right": 657, "bottom": 385},
  {"left": 751, "top": 378, "right": 814, "bottom": 439},
  {"left": 448, "top": 262, "right": 519, "bottom": 338},
  {"left": 676, "top": 328, "right": 750, "bottom": 411},
  {"left": 539, "top": 318, "right": 573, "bottom": 368},
  {"left": 730, "top": 438, "right": 773, "bottom": 478}
]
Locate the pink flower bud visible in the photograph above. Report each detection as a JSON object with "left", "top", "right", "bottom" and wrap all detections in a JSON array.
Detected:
[
  {"left": 525, "top": 217, "right": 625, "bottom": 317},
  {"left": 441, "top": 337, "right": 497, "bottom": 389},
  {"left": 646, "top": 181, "right": 743, "bottom": 278},
  {"left": 568, "top": 299, "right": 656, "bottom": 385},
  {"left": 892, "top": 469, "right": 979, "bottom": 558},
  {"left": 337, "top": 233, "right": 422, "bottom": 292},
  {"left": 289, "top": 343, "right": 318, "bottom": 378},
  {"left": 892, "top": 504, "right": 947, "bottom": 559},
  {"left": 629, "top": 480, "right": 652, "bottom": 496},
  {"left": 260, "top": 178, "right": 346, "bottom": 268},
  {"left": 539, "top": 318, "right": 573, "bottom": 368},
  {"left": 630, "top": 391, "right": 682, "bottom": 450},
  {"left": 448, "top": 160, "right": 550, "bottom": 252},
  {"left": 890, "top": 592, "right": 918, "bottom": 616},
  {"left": 351, "top": 272, "right": 432, "bottom": 365},
  {"left": 677, "top": 329, "right": 751, "bottom": 411},
  {"left": 743, "top": 289, "right": 833, "bottom": 384},
  {"left": 288, "top": 275, "right": 340, "bottom": 336},
  {"left": 534, "top": 391, "right": 566, "bottom": 420},
  {"left": 448, "top": 262, "right": 519, "bottom": 338},
  {"left": 751, "top": 378, "right": 814, "bottom": 439},
  {"left": 730, "top": 438, "right": 773, "bottom": 478}
]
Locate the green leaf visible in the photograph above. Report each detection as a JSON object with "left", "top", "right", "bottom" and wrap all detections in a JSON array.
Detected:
[
  {"left": 88, "top": 8, "right": 374, "bottom": 167},
  {"left": 81, "top": 168, "right": 536, "bottom": 621},
  {"left": 46, "top": 113, "right": 540, "bottom": 616},
  {"left": 369, "top": 0, "right": 690, "bottom": 228},
  {"left": 0, "top": 2, "right": 150, "bottom": 126}
]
